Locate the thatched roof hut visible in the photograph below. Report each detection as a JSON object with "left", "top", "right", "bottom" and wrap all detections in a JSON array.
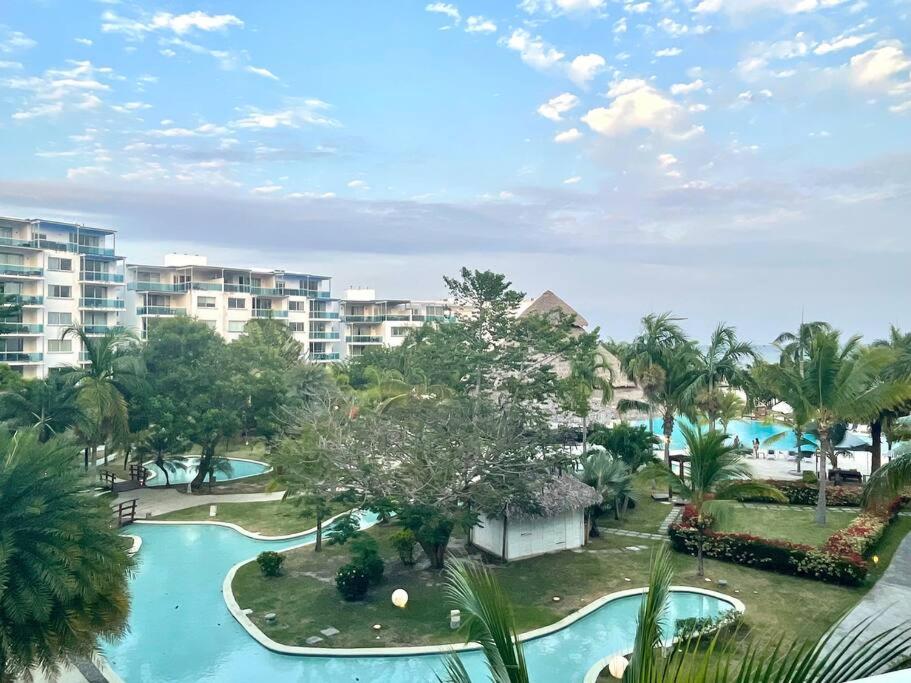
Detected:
[{"left": 505, "top": 474, "right": 602, "bottom": 519}]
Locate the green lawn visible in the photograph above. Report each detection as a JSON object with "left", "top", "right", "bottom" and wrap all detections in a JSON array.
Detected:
[
  {"left": 716, "top": 505, "right": 857, "bottom": 547},
  {"left": 595, "top": 472, "right": 677, "bottom": 534},
  {"left": 153, "top": 500, "right": 347, "bottom": 536},
  {"left": 232, "top": 515, "right": 911, "bottom": 653}
]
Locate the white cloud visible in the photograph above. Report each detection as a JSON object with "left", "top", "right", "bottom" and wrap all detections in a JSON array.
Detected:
[
  {"left": 625, "top": 2, "right": 651, "bottom": 13},
  {"left": 563, "top": 175, "right": 582, "bottom": 184},
  {"left": 465, "top": 16, "right": 497, "bottom": 33},
  {"left": 889, "top": 100, "right": 911, "bottom": 114},
  {"left": 658, "top": 152, "right": 678, "bottom": 167},
  {"left": 537, "top": 92, "right": 580, "bottom": 121},
  {"left": 425, "top": 3, "right": 461, "bottom": 24},
  {"left": 101, "top": 10, "right": 243, "bottom": 39},
  {"left": 655, "top": 47, "right": 683, "bottom": 57},
  {"left": 4, "top": 59, "right": 118, "bottom": 120},
  {"left": 66, "top": 165, "right": 108, "bottom": 180},
  {"left": 75, "top": 38, "right": 94, "bottom": 46},
  {"left": 232, "top": 100, "right": 340, "bottom": 129},
  {"left": 614, "top": 18, "right": 628, "bottom": 34},
  {"left": 554, "top": 128, "right": 583, "bottom": 143},
  {"left": 0, "top": 29, "right": 36, "bottom": 53},
  {"left": 347, "top": 179, "right": 369, "bottom": 189},
  {"left": 252, "top": 184, "right": 283, "bottom": 194},
  {"left": 148, "top": 123, "right": 228, "bottom": 138},
  {"left": 670, "top": 79, "right": 704, "bottom": 95},
  {"left": 658, "top": 18, "right": 689, "bottom": 37},
  {"left": 689, "top": 103, "right": 708, "bottom": 112},
  {"left": 245, "top": 65, "right": 279, "bottom": 80},
  {"left": 111, "top": 100, "right": 151, "bottom": 113},
  {"left": 288, "top": 191, "right": 336, "bottom": 200},
  {"left": 582, "top": 79, "right": 691, "bottom": 137},
  {"left": 849, "top": 42, "right": 911, "bottom": 88},
  {"left": 814, "top": 32, "right": 875, "bottom": 56},
  {"left": 0, "top": 60, "right": 22, "bottom": 69},
  {"left": 160, "top": 48, "right": 177, "bottom": 57},
  {"left": 568, "top": 53, "right": 606, "bottom": 87},
  {"left": 695, "top": 0, "right": 847, "bottom": 14},
  {"left": 503, "top": 29, "right": 565, "bottom": 70},
  {"left": 519, "top": 0, "right": 605, "bottom": 16}
]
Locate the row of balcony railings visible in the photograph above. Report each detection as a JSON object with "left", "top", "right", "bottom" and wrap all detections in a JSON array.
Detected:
[
  {"left": 341, "top": 314, "right": 452, "bottom": 323},
  {"left": 0, "top": 236, "right": 116, "bottom": 257},
  {"left": 129, "top": 281, "right": 331, "bottom": 298}
]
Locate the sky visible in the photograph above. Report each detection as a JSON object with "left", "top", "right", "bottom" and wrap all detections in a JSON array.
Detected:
[{"left": 0, "top": 0, "right": 910, "bottom": 343}]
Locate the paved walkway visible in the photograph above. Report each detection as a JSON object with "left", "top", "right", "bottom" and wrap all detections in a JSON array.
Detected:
[
  {"left": 115, "top": 487, "right": 284, "bottom": 518},
  {"left": 602, "top": 528, "right": 668, "bottom": 542},
  {"left": 827, "top": 529, "right": 911, "bottom": 661}
]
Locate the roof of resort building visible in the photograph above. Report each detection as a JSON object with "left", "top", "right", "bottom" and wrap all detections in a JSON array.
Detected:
[
  {"left": 519, "top": 290, "right": 589, "bottom": 329},
  {"left": 504, "top": 474, "right": 602, "bottom": 519},
  {"left": 126, "top": 261, "right": 331, "bottom": 280}
]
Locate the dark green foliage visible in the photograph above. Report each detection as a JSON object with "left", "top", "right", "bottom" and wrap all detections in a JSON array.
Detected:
[
  {"left": 335, "top": 563, "right": 370, "bottom": 601},
  {"left": 256, "top": 551, "right": 284, "bottom": 577},
  {"left": 736, "top": 480, "right": 863, "bottom": 506},
  {"left": 0, "top": 431, "right": 133, "bottom": 680},
  {"left": 327, "top": 513, "right": 361, "bottom": 546},
  {"left": 349, "top": 535, "right": 384, "bottom": 585},
  {"left": 588, "top": 422, "right": 659, "bottom": 471},
  {"left": 391, "top": 528, "right": 417, "bottom": 566}
]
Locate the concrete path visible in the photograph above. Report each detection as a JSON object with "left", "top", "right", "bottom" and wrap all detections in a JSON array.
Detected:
[
  {"left": 115, "top": 487, "right": 284, "bottom": 518},
  {"left": 602, "top": 528, "right": 668, "bottom": 542},
  {"left": 828, "top": 529, "right": 911, "bottom": 660}
]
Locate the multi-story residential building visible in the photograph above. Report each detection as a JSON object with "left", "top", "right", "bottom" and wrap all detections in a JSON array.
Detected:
[
  {"left": 0, "top": 216, "right": 125, "bottom": 379},
  {"left": 123, "top": 254, "right": 342, "bottom": 362},
  {"left": 340, "top": 287, "right": 451, "bottom": 358}
]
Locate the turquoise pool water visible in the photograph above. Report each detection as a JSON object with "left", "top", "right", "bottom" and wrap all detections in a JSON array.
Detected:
[
  {"left": 636, "top": 418, "right": 817, "bottom": 451},
  {"left": 104, "top": 521, "right": 735, "bottom": 682},
  {"left": 144, "top": 457, "right": 271, "bottom": 487}
]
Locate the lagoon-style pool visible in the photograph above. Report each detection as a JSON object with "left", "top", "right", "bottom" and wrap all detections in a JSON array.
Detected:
[
  {"left": 144, "top": 457, "right": 271, "bottom": 487},
  {"left": 104, "top": 522, "right": 738, "bottom": 683},
  {"left": 636, "top": 418, "right": 818, "bottom": 451}
]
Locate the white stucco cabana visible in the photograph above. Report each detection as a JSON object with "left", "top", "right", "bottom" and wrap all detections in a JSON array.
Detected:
[{"left": 469, "top": 475, "right": 601, "bottom": 561}]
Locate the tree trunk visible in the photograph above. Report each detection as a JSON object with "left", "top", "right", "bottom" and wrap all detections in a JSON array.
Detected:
[
  {"left": 697, "top": 527, "right": 705, "bottom": 577},
  {"left": 581, "top": 413, "right": 588, "bottom": 460},
  {"left": 83, "top": 447, "right": 90, "bottom": 470},
  {"left": 191, "top": 446, "right": 214, "bottom": 490},
  {"left": 501, "top": 515, "right": 508, "bottom": 561},
  {"left": 663, "top": 412, "right": 674, "bottom": 497},
  {"left": 816, "top": 427, "right": 830, "bottom": 526},
  {"left": 315, "top": 516, "right": 323, "bottom": 552},
  {"left": 870, "top": 419, "right": 883, "bottom": 474},
  {"left": 795, "top": 428, "right": 803, "bottom": 472}
]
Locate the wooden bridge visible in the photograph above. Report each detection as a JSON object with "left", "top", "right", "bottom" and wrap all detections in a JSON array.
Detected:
[
  {"left": 113, "top": 498, "right": 138, "bottom": 527},
  {"left": 98, "top": 464, "right": 151, "bottom": 493}
]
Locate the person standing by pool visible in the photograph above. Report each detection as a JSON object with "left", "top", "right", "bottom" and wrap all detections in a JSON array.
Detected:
[
  {"left": 733, "top": 435, "right": 741, "bottom": 449},
  {"left": 752, "top": 438, "right": 760, "bottom": 459}
]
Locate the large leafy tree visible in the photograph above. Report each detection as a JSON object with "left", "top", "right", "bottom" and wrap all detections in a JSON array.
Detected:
[
  {"left": 60, "top": 325, "right": 144, "bottom": 467},
  {"left": 559, "top": 330, "right": 614, "bottom": 458},
  {"left": 143, "top": 317, "right": 243, "bottom": 490},
  {"left": 588, "top": 421, "right": 659, "bottom": 472},
  {"left": 669, "top": 425, "right": 784, "bottom": 576},
  {"left": 0, "top": 430, "right": 133, "bottom": 680},
  {"left": 0, "top": 374, "right": 83, "bottom": 443}
]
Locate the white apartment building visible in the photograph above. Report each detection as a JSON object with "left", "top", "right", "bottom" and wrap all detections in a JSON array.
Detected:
[
  {"left": 123, "top": 254, "right": 342, "bottom": 362},
  {"left": 340, "top": 287, "right": 451, "bottom": 358},
  {"left": 0, "top": 216, "right": 125, "bottom": 379}
]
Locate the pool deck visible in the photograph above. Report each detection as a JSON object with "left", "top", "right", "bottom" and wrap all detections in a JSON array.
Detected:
[{"left": 114, "top": 487, "right": 285, "bottom": 517}]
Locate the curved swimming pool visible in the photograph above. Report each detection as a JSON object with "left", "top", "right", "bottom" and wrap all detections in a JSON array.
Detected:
[
  {"left": 103, "top": 522, "right": 739, "bottom": 682},
  {"left": 636, "top": 418, "right": 817, "bottom": 451},
  {"left": 144, "top": 457, "right": 271, "bottom": 487}
]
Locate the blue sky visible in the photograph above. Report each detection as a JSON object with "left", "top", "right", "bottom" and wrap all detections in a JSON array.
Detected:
[{"left": 1, "top": 0, "right": 910, "bottom": 340}]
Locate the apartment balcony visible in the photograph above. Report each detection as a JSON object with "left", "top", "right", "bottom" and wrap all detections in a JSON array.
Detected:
[
  {"left": 79, "top": 298, "right": 125, "bottom": 310},
  {"left": 0, "top": 236, "right": 38, "bottom": 249},
  {"left": 309, "top": 311, "right": 340, "bottom": 320},
  {"left": 412, "top": 314, "right": 452, "bottom": 322},
  {"left": 0, "top": 264, "right": 43, "bottom": 278},
  {"left": 80, "top": 271, "right": 124, "bottom": 283},
  {"left": 342, "top": 315, "right": 385, "bottom": 323},
  {"left": 1, "top": 323, "right": 43, "bottom": 335},
  {"left": 310, "top": 352, "right": 340, "bottom": 362},
  {"left": 190, "top": 282, "right": 223, "bottom": 291},
  {"left": 346, "top": 335, "right": 383, "bottom": 344},
  {"left": 84, "top": 325, "right": 115, "bottom": 335},
  {"left": 0, "top": 352, "right": 43, "bottom": 363},
  {"left": 251, "top": 287, "right": 286, "bottom": 297},
  {"left": 137, "top": 306, "right": 186, "bottom": 316},
  {"left": 224, "top": 283, "right": 251, "bottom": 293},
  {"left": 310, "top": 331, "right": 340, "bottom": 340},
  {"left": 34, "top": 239, "right": 115, "bottom": 257},
  {"left": 7, "top": 295, "right": 43, "bottom": 306},
  {"left": 252, "top": 309, "right": 289, "bottom": 318},
  {"left": 128, "top": 282, "right": 189, "bottom": 293}
]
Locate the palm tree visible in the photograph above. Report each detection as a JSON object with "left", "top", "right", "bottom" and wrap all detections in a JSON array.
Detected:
[
  {"left": 864, "top": 440, "right": 911, "bottom": 508},
  {"left": 669, "top": 425, "right": 784, "bottom": 576},
  {"left": 579, "top": 451, "right": 634, "bottom": 539},
  {"left": 774, "top": 320, "right": 833, "bottom": 369},
  {"left": 869, "top": 326, "right": 911, "bottom": 472},
  {"left": 60, "top": 325, "right": 144, "bottom": 466},
  {"left": 0, "top": 429, "right": 133, "bottom": 680},
  {"left": 695, "top": 324, "right": 755, "bottom": 431},
  {"left": 440, "top": 545, "right": 911, "bottom": 683},
  {"left": 561, "top": 333, "right": 614, "bottom": 458},
  {"left": 698, "top": 390, "right": 745, "bottom": 436},
  {"left": 133, "top": 424, "right": 188, "bottom": 487},
  {"left": 0, "top": 374, "right": 83, "bottom": 442},
  {"left": 759, "top": 359, "right": 815, "bottom": 472},
  {"left": 797, "top": 330, "right": 910, "bottom": 525}
]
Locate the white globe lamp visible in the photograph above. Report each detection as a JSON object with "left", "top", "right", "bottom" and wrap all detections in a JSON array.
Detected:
[
  {"left": 391, "top": 588, "right": 409, "bottom": 609},
  {"left": 608, "top": 654, "right": 628, "bottom": 679}
]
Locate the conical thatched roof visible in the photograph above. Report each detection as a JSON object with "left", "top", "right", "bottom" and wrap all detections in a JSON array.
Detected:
[
  {"left": 505, "top": 475, "right": 602, "bottom": 519},
  {"left": 520, "top": 290, "right": 588, "bottom": 329}
]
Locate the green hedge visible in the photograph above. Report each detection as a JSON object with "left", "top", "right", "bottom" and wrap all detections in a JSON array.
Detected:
[{"left": 737, "top": 480, "right": 863, "bottom": 507}]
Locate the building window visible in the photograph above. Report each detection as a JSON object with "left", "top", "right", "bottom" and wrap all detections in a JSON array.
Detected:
[
  {"left": 197, "top": 296, "right": 216, "bottom": 309},
  {"left": 227, "top": 321, "right": 245, "bottom": 333},
  {"left": 47, "top": 312, "right": 72, "bottom": 326},
  {"left": 49, "top": 285, "right": 71, "bottom": 298},
  {"left": 391, "top": 327, "right": 410, "bottom": 337},
  {"left": 289, "top": 300, "right": 306, "bottom": 311},
  {"left": 48, "top": 257, "right": 73, "bottom": 271},
  {"left": 228, "top": 298, "right": 245, "bottom": 309},
  {"left": 0, "top": 252, "right": 24, "bottom": 265},
  {"left": 48, "top": 339, "right": 72, "bottom": 353},
  {"left": 289, "top": 322, "right": 306, "bottom": 332}
]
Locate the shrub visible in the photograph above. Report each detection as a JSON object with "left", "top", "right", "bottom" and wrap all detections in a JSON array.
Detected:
[
  {"left": 735, "top": 480, "right": 862, "bottom": 507},
  {"left": 256, "top": 551, "right": 284, "bottom": 577},
  {"left": 335, "top": 563, "right": 370, "bottom": 601},
  {"left": 349, "top": 535, "right": 384, "bottom": 585},
  {"left": 675, "top": 611, "right": 742, "bottom": 640},
  {"left": 801, "top": 471, "right": 818, "bottom": 484},
  {"left": 327, "top": 513, "right": 361, "bottom": 546},
  {"left": 391, "top": 528, "right": 417, "bottom": 566}
]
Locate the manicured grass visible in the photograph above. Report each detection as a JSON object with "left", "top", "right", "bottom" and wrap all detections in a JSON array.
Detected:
[
  {"left": 153, "top": 500, "right": 347, "bottom": 535},
  {"left": 596, "top": 472, "right": 677, "bottom": 534},
  {"left": 232, "top": 515, "right": 910, "bottom": 652},
  {"left": 716, "top": 504, "right": 856, "bottom": 547}
]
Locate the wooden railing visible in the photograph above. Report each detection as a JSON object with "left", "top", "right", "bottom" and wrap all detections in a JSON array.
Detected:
[
  {"left": 113, "top": 499, "right": 138, "bottom": 527},
  {"left": 99, "top": 469, "right": 117, "bottom": 491},
  {"left": 128, "top": 463, "right": 150, "bottom": 486}
]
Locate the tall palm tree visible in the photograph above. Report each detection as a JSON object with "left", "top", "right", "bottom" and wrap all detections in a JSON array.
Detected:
[
  {"left": 0, "top": 429, "right": 133, "bottom": 680},
  {"left": 133, "top": 423, "right": 188, "bottom": 488},
  {"left": 760, "top": 358, "right": 815, "bottom": 472},
  {"left": 864, "top": 440, "right": 911, "bottom": 508},
  {"left": 0, "top": 375, "right": 83, "bottom": 442},
  {"left": 695, "top": 324, "right": 755, "bottom": 431},
  {"left": 670, "top": 425, "right": 784, "bottom": 576},
  {"left": 774, "top": 320, "right": 833, "bottom": 370},
  {"left": 869, "top": 326, "right": 911, "bottom": 472},
  {"left": 561, "top": 334, "right": 614, "bottom": 458},
  {"left": 60, "top": 325, "right": 144, "bottom": 466},
  {"left": 578, "top": 451, "right": 634, "bottom": 539},
  {"left": 797, "top": 330, "right": 910, "bottom": 525}
]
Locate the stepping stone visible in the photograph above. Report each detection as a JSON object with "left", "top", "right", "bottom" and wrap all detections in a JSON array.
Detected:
[
  {"left": 320, "top": 627, "right": 340, "bottom": 637},
  {"left": 305, "top": 636, "right": 324, "bottom": 645}
]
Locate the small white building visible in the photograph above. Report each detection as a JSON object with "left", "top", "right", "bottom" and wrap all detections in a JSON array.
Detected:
[{"left": 469, "top": 475, "right": 601, "bottom": 561}]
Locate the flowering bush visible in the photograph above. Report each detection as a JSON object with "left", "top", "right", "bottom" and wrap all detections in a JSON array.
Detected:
[{"left": 735, "top": 480, "right": 863, "bottom": 507}]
